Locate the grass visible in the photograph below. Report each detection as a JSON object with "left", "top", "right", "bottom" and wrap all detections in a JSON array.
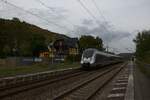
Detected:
[
  {"left": 136, "top": 61, "right": 150, "bottom": 77},
  {"left": 0, "top": 62, "right": 80, "bottom": 78}
]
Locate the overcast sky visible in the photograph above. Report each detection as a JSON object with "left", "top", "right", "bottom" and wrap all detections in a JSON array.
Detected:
[{"left": 1, "top": 0, "right": 150, "bottom": 53}]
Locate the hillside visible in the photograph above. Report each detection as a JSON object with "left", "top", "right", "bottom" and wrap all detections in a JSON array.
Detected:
[{"left": 0, "top": 18, "right": 70, "bottom": 57}]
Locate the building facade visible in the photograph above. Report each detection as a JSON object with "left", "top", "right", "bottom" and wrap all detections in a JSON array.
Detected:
[{"left": 40, "top": 38, "right": 79, "bottom": 62}]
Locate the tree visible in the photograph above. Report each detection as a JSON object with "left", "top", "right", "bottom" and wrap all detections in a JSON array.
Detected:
[
  {"left": 79, "top": 35, "right": 104, "bottom": 52},
  {"left": 0, "top": 18, "right": 55, "bottom": 57},
  {"left": 30, "top": 34, "right": 47, "bottom": 57},
  {"left": 12, "top": 17, "right": 20, "bottom": 22},
  {"left": 134, "top": 30, "right": 150, "bottom": 61}
]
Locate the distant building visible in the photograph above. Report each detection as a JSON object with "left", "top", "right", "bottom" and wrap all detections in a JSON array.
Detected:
[{"left": 118, "top": 53, "right": 134, "bottom": 60}]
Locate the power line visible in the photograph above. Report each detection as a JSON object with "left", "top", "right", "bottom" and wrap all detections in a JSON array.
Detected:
[
  {"left": 91, "top": 0, "right": 134, "bottom": 53},
  {"left": 92, "top": 0, "right": 115, "bottom": 30},
  {"left": 76, "top": 0, "right": 114, "bottom": 52},
  {"left": 76, "top": 0, "right": 98, "bottom": 22},
  {"left": 76, "top": 0, "right": 111, "bottom": 33},
  {"left": 1, "top": 0, "right": 72, "bottom": 32},
  {"left": 92, "top": 0, "right": 108, "bottom": 24},
  {"left": 35, "top": 0, "right": 55, "bottom": 12},
  {"left": 89, "top": 0, "right": 113, "bottom": 32},
  {"left": 35, "top": 0, "right": 76, "bottom": 28}
]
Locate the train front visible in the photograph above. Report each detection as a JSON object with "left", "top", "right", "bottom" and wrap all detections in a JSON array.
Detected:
[{"left": 80, "top": 49, "right": 95, "bottom": 68}]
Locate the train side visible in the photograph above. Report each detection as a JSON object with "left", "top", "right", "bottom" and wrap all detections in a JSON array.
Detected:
[{"left": 80, "top": 48, "right": 122, "bottom": 69}]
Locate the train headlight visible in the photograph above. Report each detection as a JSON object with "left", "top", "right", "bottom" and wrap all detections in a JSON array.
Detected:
[
  {"left": 81, "top": 60, "right": 83, "bottom": 64},
  {"left": 90, "top": 56, "right": 95, "bottom": 64},
  {"left": 81, "top": 57, "right": 91, "bottom": 63},
  {"left": 80, "top": 56, "right": 84, "bottom": 64},
  {"left": 90, "top": 59, "right": 94, "bottom": 64}
]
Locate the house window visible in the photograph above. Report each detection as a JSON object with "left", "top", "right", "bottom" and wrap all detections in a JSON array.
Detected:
[{"left": 69, "top": 48, "right": 78, "bottom": 55}]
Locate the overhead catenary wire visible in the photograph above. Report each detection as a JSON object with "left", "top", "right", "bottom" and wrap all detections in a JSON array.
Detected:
[
  {"left": 76, "top": 0, "right": 115, "bottom": 52},
  {"left": 76, "top": 0, "right": 99, "bottom": 23},
  {"left": 35, "top": 0, "right": 55, "bottom": 12},
  {"left": 76, "top": 0, "right": 110, "bottom": 33},
  {"left": 92, "top": 0, "right": 116, "bottom": 30},
  {"left": 91, "top": 0, "right": 134, "bottom": 53},
  {"left": 35, "top": 0, "right": 76, "bottom": 28},
  {"left": 92, "top": 0, "right": 108, "bottom": 24},
  {"left": 0, "top": 0, "right": 72, "bottom": 32}
]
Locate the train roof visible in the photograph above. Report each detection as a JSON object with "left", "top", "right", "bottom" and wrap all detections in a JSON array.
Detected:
[
  {"left": 84, "top": 48, "right": 121, "bottom": 58},
  {"left": 83, "top": 48, "right": 98, "bottom": 52},
  {"left": 96, "top": 51, "right": 120, "bottom": 57}
]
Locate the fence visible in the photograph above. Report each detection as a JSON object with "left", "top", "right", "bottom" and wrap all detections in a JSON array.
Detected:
[{"left": 0, "top": 57, "right": 50, "bottom": 67}]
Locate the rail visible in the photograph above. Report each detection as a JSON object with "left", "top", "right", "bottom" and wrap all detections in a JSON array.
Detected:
[
  {"left": 53, "top": 63, "right": 126, "bottom": 100},
  {"left": 0, "top": 67, "right": 79, "bottom": 89}
]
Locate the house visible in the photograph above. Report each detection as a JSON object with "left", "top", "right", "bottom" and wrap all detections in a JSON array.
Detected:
[
  {"left": 39, "top": 51, "right": 49, "bottom": 58},
  {"left": 47, "top": 38, "right": 79, "bottom": 61}
]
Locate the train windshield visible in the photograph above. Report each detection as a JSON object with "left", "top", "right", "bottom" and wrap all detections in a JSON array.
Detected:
[{"left": 83, "top": 49, "right": 94, "bottom": 58}]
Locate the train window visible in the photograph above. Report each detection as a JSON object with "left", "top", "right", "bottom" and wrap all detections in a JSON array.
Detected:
[
  {"left": 83, "top": 50, "right": 94, "bottom": 58},
  {"left": 109, "top": 57, "right": 114, "bottom": 60},
  {"left": 95, "top": 54, "right": 107, "bottom": 62}
]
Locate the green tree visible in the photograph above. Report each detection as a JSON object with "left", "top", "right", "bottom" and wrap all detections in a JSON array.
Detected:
[
  {"left": 79, "top": 35, "right": 104, "bottom": 52},
  {"left": 0, "top": 18, "right": 53, "bottom": 57},
  {"left": 30, "top": 34, "right": 47, "bottom": 57},
  {"left": 134, "top": 30, "right": 150, "bottom": 61}
]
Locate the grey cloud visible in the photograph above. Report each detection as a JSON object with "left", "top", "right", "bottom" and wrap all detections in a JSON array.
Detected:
[
  {"left": 0, "top": 3, "right": 70, "bottom": 33},
  {"left": 29, "top": 8, "right": 66, "bottom": 21},
  {"left": 71, "top": 19, "right": 131, "bottom": 43},
  {"left": 1, "top": 0, "right": 139, "bottom": 53},
  {"left": 82, "top": 19, "right": 94, "bottom": 26}
]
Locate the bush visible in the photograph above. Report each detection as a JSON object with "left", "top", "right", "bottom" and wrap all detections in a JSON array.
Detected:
[{"left": 65, "top": 54, "right": 81, "bottom": 62}]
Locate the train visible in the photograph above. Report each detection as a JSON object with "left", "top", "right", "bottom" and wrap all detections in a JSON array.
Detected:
[{"left": 80, "top": 48, "right": 122, "bottom": 69}]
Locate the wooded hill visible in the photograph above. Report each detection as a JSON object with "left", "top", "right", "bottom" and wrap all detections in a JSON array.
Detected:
[{"left": 0, "top": 18, "right": 69, "bottom": 57}]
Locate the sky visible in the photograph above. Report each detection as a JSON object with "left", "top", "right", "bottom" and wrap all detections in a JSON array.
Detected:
[{"left": 0, "top": 0, "right": 150, "bottom": 53}]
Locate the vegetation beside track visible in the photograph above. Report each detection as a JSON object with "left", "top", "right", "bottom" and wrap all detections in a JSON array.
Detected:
[
  {"left": 134, "top": 30, "right": 150, "bottom": 76},
  {"left": 0, "top": 62, "right": 80, "bottom": 78},
  {"left": 136, "top": 61, "right": 150, "bottom": 77}
]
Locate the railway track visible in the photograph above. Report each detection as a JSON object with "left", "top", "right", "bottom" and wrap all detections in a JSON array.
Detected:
[
  {"left": 1, "top": 67, "right": 110, "bottom": 99},
  {"left": 1, "top": 63, "right": 126, "bottom": 100},
  {"left": 53, "top": 63, "right": 125, "bottom": 100},
  {"left": 0, "top": 69, "right": 85, "bottom": 98}
]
